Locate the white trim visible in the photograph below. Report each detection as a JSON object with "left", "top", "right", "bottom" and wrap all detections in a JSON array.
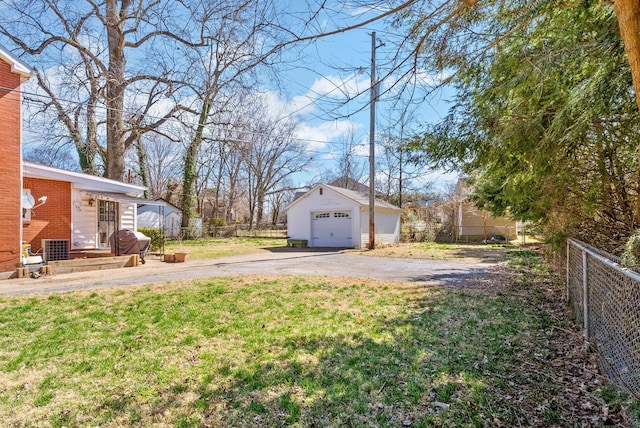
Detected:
[
  {"left": 23, "top": 161, "right": 145, "bottom": 196},
  {"left": 0, "top": 44, "right": 33, "bottom": 78},
  {"left": 19, "top": 82, "right": 25, "bottom": 254},
  {"left": 84, "top": 191, "right": 160, "bottom": 205}
]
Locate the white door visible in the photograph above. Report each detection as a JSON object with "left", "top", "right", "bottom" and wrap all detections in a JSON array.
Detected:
[
  {"left": 311, "top": 211, "right": 353, "bottom": 247},
  {"left": 98, "top": 200, "right": 119, "bottom": 249}
]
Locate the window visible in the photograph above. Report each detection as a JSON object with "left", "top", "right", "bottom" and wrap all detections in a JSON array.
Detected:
[
  {"left": 334, "top": 212, "right": 350, "bottom": 218},
  {"left": 315, "top": 213, "right": 330, "bottom": 219},
  {"left": 319, "top": 187, "right": 323, "bottom": 195},
  {"left": 99, "top": 200, "right": 117, "bottom": 222}
]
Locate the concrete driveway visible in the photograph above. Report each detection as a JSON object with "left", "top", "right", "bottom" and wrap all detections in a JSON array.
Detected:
[{"left": 0, "top": 248, "right": 500, "bottom": 296}]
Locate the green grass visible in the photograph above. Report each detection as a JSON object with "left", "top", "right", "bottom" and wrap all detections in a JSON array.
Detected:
[
  {"left": 165, "top": 237, "right": 285, "bottom": 259},
  {"left": 356, "top": 241, "right": 513, "bottom": 263},
  {"left": 0, "top": 245, "right": 630, "bottom": 426}
]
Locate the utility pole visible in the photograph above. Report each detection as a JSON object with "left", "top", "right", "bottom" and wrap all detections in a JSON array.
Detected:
[{"left": 369, "top": 31, "right": 377, "bottom": 250}]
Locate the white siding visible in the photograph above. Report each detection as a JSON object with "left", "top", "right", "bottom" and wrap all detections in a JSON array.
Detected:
[
  {"left": 120, "top": 202, "right": 136, "bottom": 230},
  {"left": 165, "top": 212, "right": 181, "bottom": 237},
  {"left": 359, "top": 207, "right": 401, "bottom": 248},
  {"left": 72, "top": 190, "right": 97, "bottom": 250},
  {"left": 137, "top": 204, "right": 182, "bottom": 237},
  {"left": 72, "top": 191, "right": 137, "bottom": 249},
  {"left": 137, "top": 210, "right": 161, "bottom": 229}
]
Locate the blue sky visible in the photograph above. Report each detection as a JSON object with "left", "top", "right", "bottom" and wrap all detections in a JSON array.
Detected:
[
  {"left": 10, "top": 0, "right": 459, "bottom": 193},
  {"left": 269, "top": 3, "right": 459, "bottom": 191}
]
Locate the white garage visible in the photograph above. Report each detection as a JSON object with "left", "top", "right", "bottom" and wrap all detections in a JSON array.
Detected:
[{"left": 286, "top": 184, "right": 402, "bottom": 248}]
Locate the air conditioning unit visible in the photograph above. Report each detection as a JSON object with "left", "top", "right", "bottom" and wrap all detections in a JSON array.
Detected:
[{"left": 42, "top": 239, "right": 69, "bottom": 262}]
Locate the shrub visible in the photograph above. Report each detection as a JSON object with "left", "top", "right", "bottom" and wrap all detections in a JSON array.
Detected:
[
  {"left": 209, "top": 217, "right": 227, "bottom": 227},
  {"left": 138, "top": 228, "right": 163, "bottom": 252}
]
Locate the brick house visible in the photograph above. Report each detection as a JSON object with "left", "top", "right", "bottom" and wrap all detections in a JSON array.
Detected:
[
  {"left": 0, "top": 42, "right": 154, "bottom": 275},
  {"left": 22, "top": 161, "right": 147, "bottom": 259},
  {"left": 0, "top": 44, "right": 32, "bottom": 272}
]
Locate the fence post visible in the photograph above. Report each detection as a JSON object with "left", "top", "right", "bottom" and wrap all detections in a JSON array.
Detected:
[
  {"left": 582, "top": 250, "right": 589, "bottom": 350},
  {"left": 566, "top": 241, "right": 570, "bottom": 303}
]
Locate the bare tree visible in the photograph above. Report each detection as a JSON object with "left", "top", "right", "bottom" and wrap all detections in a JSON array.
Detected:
[
  {"left": 378, "top": 107, "right": 426, "bottom": 206},
  {"left": 175, "top": 0, "right": 287, "bottom": 231},
  {"left": 268, "top": 181, "right": 295, "bottom": 225},
  {"left": 125, "top": 133, "right": 182, "bottom": 200},
  {"left": 25, "top": 50, "right": 104, "bottom": 174},
  {"left": 23, "top": 143, "right": 80, "bottom": 172},
  {"left": 326, "top": 129, "right": 368, "bottom": 188},
  {"left": 0, "top": 0, "right": 203, "bottom": 179},
  {"left": 203, "top": 113, "right": 253, "bottom": 224},
  {"left": 243, "top": 107, "right": 313, "bottom": 228}
]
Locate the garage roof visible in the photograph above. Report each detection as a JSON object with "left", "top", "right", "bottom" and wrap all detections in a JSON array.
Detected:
[{"left": 287, "top": 184, "right": 402, "bottom": 211}]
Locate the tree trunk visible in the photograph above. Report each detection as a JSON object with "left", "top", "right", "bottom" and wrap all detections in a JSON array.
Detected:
[
  {"left": 181, "top": 102, "right": 211, "bottom": 230},
  {"left": 615, "top": 0, "right": 640, "bottom": 111},
  {"left": 614, "top": 0, "right": 640, "bottom": 217},
  {"left": 135, "top": 138, "right": 149, "bottom": 199},
  {"left": 226, "top": 156, "right": 242, "bottom": 224},
  {"left": 105, "top": 0, "right": 129, "bottom": 181},
  {"left": 256, "top": 189, "right": 265, "bottom": 226}
]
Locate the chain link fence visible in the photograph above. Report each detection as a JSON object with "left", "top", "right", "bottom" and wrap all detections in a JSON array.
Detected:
[
  {"left": 567, "top": 238, "right": 640, "bottom": 395},
  {"left": 163, "top": 224, "right": 288, "bottom": 240}
]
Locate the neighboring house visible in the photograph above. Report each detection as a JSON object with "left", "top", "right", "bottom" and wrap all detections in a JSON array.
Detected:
[
  {"left": 454, "top": 179, "right": 515, "bottom": 242},
  {"left": 23, "top": 161, "right": 151, "bottom": 258},
  {"left": 286, "top": 184, "right": 401, "bottom": 248},
  {"left": 137, "top": 199, "right": 182, "bottom": 238},
  {"left": 403, "top": 199, "right": 445, "bottom": 224},
  {"left": 0, "top": 43, "right": 33, "bottom": 272},
  {"left": 329, "top": 176, "right": 370, "bottom": 193}
]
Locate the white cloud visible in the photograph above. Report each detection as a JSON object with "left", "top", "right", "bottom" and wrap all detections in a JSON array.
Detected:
[
  {"left": 413, "top": 68, "right": 452, "bottom": 87},
  {"left": 277, "top": 73, "right": 369, "bottom": 120},
  {"left": 287, "top": 93, "right": 317, "bottom": 116},
  {"left": 295, "top": 119, "right": 360, "bottom": 152},
  {"left": 308, "top": 74, "right": 368, "bottom": 101}
]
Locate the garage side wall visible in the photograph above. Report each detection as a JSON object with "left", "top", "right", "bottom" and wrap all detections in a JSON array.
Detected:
[
  {"left": 359, "top": 208, "right": 401, "bottom": 247},
  {"left": 286, "top": 204, "right": 312, "bottom": 243}
]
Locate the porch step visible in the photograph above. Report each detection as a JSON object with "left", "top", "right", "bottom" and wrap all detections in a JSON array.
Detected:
[{"left": 46, "top": 254, "right": 139, "bottom": 275}]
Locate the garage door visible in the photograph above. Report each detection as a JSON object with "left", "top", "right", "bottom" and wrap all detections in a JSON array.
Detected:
[{"left": 311, "top": 211, "right": 353, "bottom": 247}]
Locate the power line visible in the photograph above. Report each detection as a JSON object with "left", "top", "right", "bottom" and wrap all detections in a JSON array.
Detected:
[{"left": 0, "top": 83, "right": 372, "bottom": 152}]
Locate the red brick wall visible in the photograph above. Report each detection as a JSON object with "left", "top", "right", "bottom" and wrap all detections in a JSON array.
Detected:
[
  {"left": 0, "top": 58, "right": 23, "bottom": 272},
  {"left": 22, "top": 178, "right": 72, "bottom": 253}
]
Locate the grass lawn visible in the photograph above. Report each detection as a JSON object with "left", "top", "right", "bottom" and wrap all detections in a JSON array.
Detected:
[
  {"left": 0, "top": 245, "right": 633, "bottom": 426},
  {"left": 351, "top": 242, "right": 512, "bottom": 263},
  {"left": 164, "top": 237, "right": 509, "bottom": 263},
  {"left": 164, "top": 237, "right": 286, "bottom": 259}
]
